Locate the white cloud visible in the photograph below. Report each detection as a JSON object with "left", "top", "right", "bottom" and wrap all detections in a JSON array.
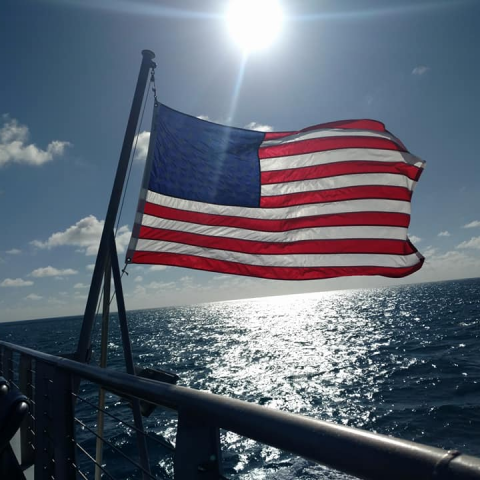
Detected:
[
  {"left": 422, "top": 246, "right": 438, "bottom": 258},
  {"left": 31, "top": 215, "right": 131, "bottom": 256},
  {"left": 30, "top": 266, "right": 78, "bottom": 277},
  {"left": 243, "top": 122, "right": 274, "bottom": 132},
  {"left": 6, "top": 248, "right": 21, "bottom": 255},
  {"left": 438, "top": 231, "right": 450, "bottom": 237},
  {"left": 133, "top": 131, "right": 150, "bottom": 163},
  {"left": 365, "top": 93, "right": 374, "bottom": 106},
  {"left": 47, "top": 297, "right": 67, "bottom": 306},
  {"left": 134, "top": 275, "right": 143, "bottom": 283},
  {"left": 145, "top": 281, "right": 176, "bottom": 290},
  {"left": 126, "top": 280, "right": 176, "bottom": 300},
  {"left": 25, "top": 293, "right": 43, "bottom": 301},
  {"left": 0, "top": 115, "right": 71, "bottom": 167},
  {"left": 149, "top": 265, "right": 168, "bottom": 272},
  {"left": 420, "top": 249, "right": 480, "bottom": 281},
  {"left": 74, "top": 283, "right": 88, "bottom": 289},
  {"left": 457, "top": 236, "right": 480, "bottom": 250},
  {"left": 409, "top": 235, "right": 422, "bottom": 243},
  {"left": 412, "top": 65, "right": 430, "bottom": 76},
  {"left": 196, "top": 115, "right": 274, "bottom": 132},
  {"left": 463, "top": 220, "right": 480, "bottom": 229},
  {"left": 86, "top": 264, "right": 95, "bottom": 271},
  {"left": 1, "top": 278, "right": 34, "bottom": 287}
]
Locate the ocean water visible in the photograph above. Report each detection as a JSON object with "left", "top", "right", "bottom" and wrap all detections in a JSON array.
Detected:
[{"left": 1, "top": 278, "right": 479, "bottom": 479}]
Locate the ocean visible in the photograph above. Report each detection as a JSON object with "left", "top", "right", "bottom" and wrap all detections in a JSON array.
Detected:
[{"left": 1, "top": 277, "right": 479, "bottom": 479}]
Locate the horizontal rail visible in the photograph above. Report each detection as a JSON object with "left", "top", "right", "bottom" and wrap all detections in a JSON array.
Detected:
[{"left": 2, "top": 340, "right": 480, "bottom": 480}]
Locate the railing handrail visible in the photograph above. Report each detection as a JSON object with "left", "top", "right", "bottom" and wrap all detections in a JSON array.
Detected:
[{"left": 1, "top": 340, "right": 480, "bottom": 480}]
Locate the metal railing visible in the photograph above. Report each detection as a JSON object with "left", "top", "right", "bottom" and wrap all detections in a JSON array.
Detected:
[{"left": 1, "top": 340, "right": 480, "bottom": 480}]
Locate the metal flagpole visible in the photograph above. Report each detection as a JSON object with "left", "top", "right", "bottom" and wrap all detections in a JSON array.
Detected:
[
  {"left": 109, "top": 235, "right": 151, "bottom": 478},
  {"left": 95, "top": 257, "right": 111, "bottom": 480},
  {"left": 76, "top": 49, "right": 156, "bottom": 363}
]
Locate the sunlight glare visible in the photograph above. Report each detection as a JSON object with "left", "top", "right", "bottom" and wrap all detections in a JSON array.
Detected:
[{"left": 226, "top": 0, "right": 284, "bottom": 52}]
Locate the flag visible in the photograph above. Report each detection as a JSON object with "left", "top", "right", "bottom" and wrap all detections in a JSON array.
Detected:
[{"left": 126, "top": 104, "right": 425, "bottom": 280}]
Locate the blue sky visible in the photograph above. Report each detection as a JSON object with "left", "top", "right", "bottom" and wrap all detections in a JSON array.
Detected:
[{"left": 1, "top": 0, "right": 479, "bottom": 322}]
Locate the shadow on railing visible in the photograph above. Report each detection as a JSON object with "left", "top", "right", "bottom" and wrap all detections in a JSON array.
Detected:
[{"left": 1, "top": 340, "right": 480, "bottom": 480}]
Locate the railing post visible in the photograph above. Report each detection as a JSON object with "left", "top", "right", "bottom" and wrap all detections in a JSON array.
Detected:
[
  {"left": 34, "top": 361, "right": 54, "bottom": 480},
  {"left": 174, "top": 409, "right": 223, "bottom": 479},
  {"left": 19, "top": 354, "right": 35, "bottom": 467},
  {"left": 52, "top": 367, "right": 76, "bottom": 479}
]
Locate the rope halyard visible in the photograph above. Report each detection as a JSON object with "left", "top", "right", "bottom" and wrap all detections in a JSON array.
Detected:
[{"left": 114, "top": 65, "right": 157, "bottom": 282}]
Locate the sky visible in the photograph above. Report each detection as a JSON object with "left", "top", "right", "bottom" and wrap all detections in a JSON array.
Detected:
[{"left": 1, "top": 0, "right": 479, "bottom": 322}]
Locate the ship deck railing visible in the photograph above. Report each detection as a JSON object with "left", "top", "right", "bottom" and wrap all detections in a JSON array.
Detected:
[{"left": 1, "top": 340, "right": 480, "bottom": 480}]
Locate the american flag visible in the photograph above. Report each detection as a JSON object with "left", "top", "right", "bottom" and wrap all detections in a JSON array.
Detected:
[{"left": 126, "top": 104, "right": 425, "bottom": 280}]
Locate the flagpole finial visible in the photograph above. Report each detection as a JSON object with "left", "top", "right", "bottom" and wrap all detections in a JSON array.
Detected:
[{"left": 142, "top": 50, "right": 156, "bottom": 65}]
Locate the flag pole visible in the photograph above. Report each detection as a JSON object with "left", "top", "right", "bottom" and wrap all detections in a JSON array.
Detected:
[
  {"left": 94, "top": 257, "right": 111, "bottom": 480},
  {"left": 76, "top": 50, "right": 156, "bottom": 363},
  {"left": 110, "top": 235, "right": 151, "bottom": 478}
]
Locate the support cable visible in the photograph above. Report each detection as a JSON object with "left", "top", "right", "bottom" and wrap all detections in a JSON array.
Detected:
[
  {"left": 107, "top": 66, "right": 156, "bottom": 309},
  {"left": 117, "top": 65, "right": 158, "bottom": 280},
  {"left": 115, "top": 66, "right": 154, "bottom": 240}
]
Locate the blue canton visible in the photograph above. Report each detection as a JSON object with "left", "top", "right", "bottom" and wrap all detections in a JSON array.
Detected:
[{"left": 149, "top": 104, "right": 264, "bottom": 208}]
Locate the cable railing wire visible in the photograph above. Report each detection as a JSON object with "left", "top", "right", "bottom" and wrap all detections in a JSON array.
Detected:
[
  {"left": 74, "top": 417, "right": 157, "bottom": 480},
  {"left": 73, "top": 392, "right": 175, "bottom": 452},
  {"left": 74, "top": 442, "right": 117, "bottom": 480},
  {"left": 71, "top": 459, "right": 97, "bottom": 480}
]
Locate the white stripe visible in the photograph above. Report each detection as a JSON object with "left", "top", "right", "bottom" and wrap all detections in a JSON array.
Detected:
[
  {"left": 260, "top": 148, "right": 424, "bottom": 172},
  {"left": 261, "top": 174, "right": 416, "bottom": 197},
  {"left": 145, "top": 190, "right": 411, "bottom": 219},
  {"left": 134, "top": 239, "right": 421, "bottom": 268},
  {"left": 141, "top": 214, "right": 408, "bottom": 241},
  {"left": 260, "top": 128, "right": 402, "bottom": 147}
]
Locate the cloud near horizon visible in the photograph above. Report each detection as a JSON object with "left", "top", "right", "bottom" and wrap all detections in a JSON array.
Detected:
[
  {"left": 30, "top": 266, "right": 78, "bottom": 278},
  {"left": 409, "top": 235, "right": 422, "bottom": 243},
  {"left": 457, "top": 236, "right": 480, "bottom": 250},
  {"left": 31, "top": 215, "right": 131, "bottom": 256},
  {"left": 1, "top": 278, "right": 34, "bottom": 287},
  {"left": 25, "top": 293, "right": 43, "bottom": 301},
  {"left": 0, "top": 115, "right": 71, "bottom": 167}
]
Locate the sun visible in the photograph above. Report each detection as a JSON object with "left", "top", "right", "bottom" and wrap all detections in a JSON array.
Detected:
[{"left": 226, "top": 0, "right": 284, "bottom": 52}]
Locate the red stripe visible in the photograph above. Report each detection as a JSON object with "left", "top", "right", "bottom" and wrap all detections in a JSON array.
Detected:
[
  {"left": 300, "top": 119, "right": 386, "bottom": 133},
  {"left": 143, "top": 203, "right": 410, "bottom": 231},
  {"left": 260, "top": 186, "right": 412, "bottom": 208},
  {"left": 138, "top": 226, "right": 416, "bottom": 255},
  {"left": 264, "top": 131, "right": 295, "bottom": 140},
  {"left": 263, "top": 120, "right": 387, "bottom": 141},
  {"left": 259, "top": 136, "right": 406, "bottom": 159},
  {"left": 130, "top": 251, "right": 424, "bottom": 280},
  {"left": 261, "top": 161, "right": 421, "bottom": 185}
]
